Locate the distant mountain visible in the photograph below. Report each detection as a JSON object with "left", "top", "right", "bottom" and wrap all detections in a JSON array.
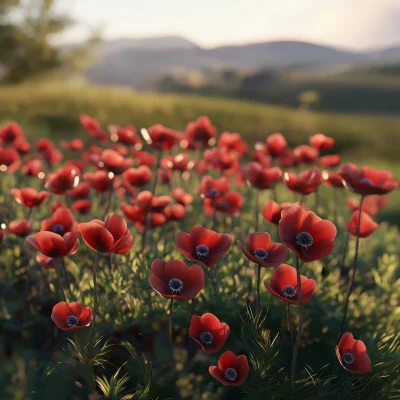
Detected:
[{"left": 85, "top": 37, "right": 400, "bottom": 88}]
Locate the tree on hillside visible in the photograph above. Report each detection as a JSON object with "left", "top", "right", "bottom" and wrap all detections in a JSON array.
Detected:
[{"left": 0, "top": 0, "right": 99, "bottom": 83}]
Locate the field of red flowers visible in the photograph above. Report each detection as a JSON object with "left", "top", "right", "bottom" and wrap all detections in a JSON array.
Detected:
[{"left": 0, "top": 117, "right": 399, "bottom": 400}]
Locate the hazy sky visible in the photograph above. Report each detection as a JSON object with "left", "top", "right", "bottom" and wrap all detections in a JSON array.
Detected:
[{"left": 58, "top": 0, "right": 400, "bottom": 50}]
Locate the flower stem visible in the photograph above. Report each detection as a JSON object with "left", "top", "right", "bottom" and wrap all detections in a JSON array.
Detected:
[
  {"left": 102, "top": 184, "right": 114, "bottom": 220},
  {"left": 286, "top": 303, "right": 294, "bottom": 350},
  {"left": 54, "top": 258, "right": 67, "bottom": 302},
  {"left": 255, "top": 190, "right": 260, "bottom": 231},
  {"left": 338, "top": 195, "right": 365, "bottom": 339},
  {"left": 332, "top": 188, "right": 338, "bottom": 225},
  {"left": 290, "top": 257, "right": 303, "bottom": 391},
  {"left": 169, "top": 298, "right": 174, "bottom": 345},
  {"left": 256, "top": 264, "right": 261, "bottom": 313},
  {"left": 90, "top": 252, "right": 100, "bottom": 339}
]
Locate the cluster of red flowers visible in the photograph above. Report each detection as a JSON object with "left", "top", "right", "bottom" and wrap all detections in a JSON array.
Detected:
[{"left": 1, "top": 114, "right": 398, "bottom": 391}]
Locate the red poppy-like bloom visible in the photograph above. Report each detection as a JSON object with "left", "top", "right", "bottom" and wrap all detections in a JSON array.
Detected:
[
  {"left": 0, "top": 147, "right": 21, "bottom": 172},
  {"left": 252, "top": 150, "right": 272, "bottom": 168},
  {"left": 336, "top": 332, "right": 372, "bottom": 374},
  {"left": 189, "top": 313, "right": 230, "bottom": 354},
  {"left": 98, "top": 149, "right": 133, "bottom": 174},
  {"left": 279, "top": 205, "right": 336, "bottom": 263},
  {"left": 175, "top": 225, "right": 231, "bottom": 267},
  {"left": 41, "top": 206, "right": 77, "bottom": 236},
  {"left": 204, "top": 192, "right": 244, "bottom": 216},
  {"left": 133, "top": 150, "right": 156, "bottom": 167},
  {"left": 309, "top": 133, "right": 334, "bottom": 151},
  {"left": 123, "top": 166, "right": 152, "bottom": 187},
  {"left": 84, "top": 170, "right": 114, "bottom": 193},
  {"left": 198, "top": 176, "right": 230, "bottom": 199},
  {"left": 145, "top": 124, "right": 181, "bottom": 151},
  {"left": 186, "top": 116, "right": 217, "bottom": 147},
  {"left": 218, "top": 132, "right": 248, "bottom": 155},
  {"left": 111, "top": 143, "right": 129, "bottom": 157},
  {"left": 165, "top": 204, "right": 186, "bottom": 221},
  {"left": 0, "top": 122, "right": 23, "bottom": 144},
  {"left": 209, "top": 351, "right": 250, "bottom": 386},
  {"left": 319, "top": 155, "right": 341, "bottom": 168},
  {"left": 148, "top": 259, "right": 204, "bottom": 301},
  {"left": 114, "top": 232, "right": 134, "bottom": 254},
  {"left": 61, "top": 139, "right": 84, "bottom": 151},
  {"left": 172, "top": 188, "right": 194, "bottom": 206},
  {"left": 65, "top": 159, "right": 86, "bottom": 174},
  {"left": 283, "top": 168, "right": 323, "bottom": 195},
  {"left": 80, "top": 114, "right": 107, "bottom": 142},
  {"left": 66, "top": 182, "right": 90, "bottom": 199},
  {"left": 45, "top": 166, "right": 80, "bottom": 194},
  {"left": 162, "top": 153, "right": 192, "bottom": 173},
  {"left": 322, "top": 170, "right": 345, "bottom": 188},
  {"left": 204, "top": 148, "right": 239, "bottom": 171},
  {"left": 78, "top": 213, "right": 131, "bottom": 253},
  {"left": 72, "top": 199, "right": 92, "bottom": 215},
  {"left": 22, "top": 158, "right": 43, "bottom": 177},
  {"left": 279, "top": 148, "right": 298, "bottom": 168},
  {"left": 11, "top": 188, "right": 49, "bottom": 208},
  {"left": 15, "top": 136, "right": 31, "bottom": 154},
  {"left": 244, "top": 163, "right": 282, "bottom": 190},
  {"left": 237, "top": 232, "right": 288, "bottom": 267},
  {"left": 109, "top": 124, "right": 141, "bottom": 147},
  {"left": 338, "top": 163, "right": 398, "bottom": 195},
  {"left": 51, "top": 301, "right": 92, "bottom": 332},
  {"left": 346, "top": 195, "right": 388, "bottom": 216},
  {"left": 348, "top": 211, "right": 378, "bottom": 238},
  {"left": 294, "top": 145, "right": 319, "bottom": 164},
  {"left": 266, "top": 133, "right": 287, "bottom": 157},
  {"left": 36, "top": 253, "right": 55, "bottom": 269},
  {"left": 261, "top": 201, "right": 296, "bottom": 225},
  {"left": 263, "top": 263, "right": 317, "bottom": 304},
  {"left": 120, "top": 202, "right": 146, "bottom": 223},
  {"left": 9, "top": 219, "right": 31, "bottom": 237},
  {"left": 26, "top": 231, "right": 79, "bottom": 258}
]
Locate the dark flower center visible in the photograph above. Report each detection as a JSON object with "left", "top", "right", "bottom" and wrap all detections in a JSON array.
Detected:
[
  {"left": 53, "top": 224, "right": 65, "bottom": 235},
  {"left": 168, "top": 278, "right": 183, "bottom": 293},
  {"left": 208, "top": 188, "right": 220, "bottom": 197},
  {"left": 296, "top": 231, "right": 313, "bottom": 248},
  {"left": 254, "top": 248, "right": 268, "bottom": 260},
  {"left": 195, "top": 244, "right": 209, "bottom": 259},
  {"left": 282, "top": 285, "right": 296, "bottom": 298},
  {"left": 66, "top": 315, "right": 79, "bottom": 327},
  {"left": 224, "top": 368, "right": 238, "bottom": 381},
  {"left": 200, "top": 331, "right": 213, "bottom": 345},
  {"left": 46, "top": 258, "right": 54, "bottom": 265},
  {"left": 359, "top": 178, "right": 373, "bottom": 185},
  {"left": 342, "top": 352, "right": 355, "bottom": 365}
]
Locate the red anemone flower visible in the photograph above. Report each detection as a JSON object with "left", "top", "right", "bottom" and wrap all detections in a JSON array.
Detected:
[
  {"left": 80, "top": 114, "right": 107, "bottom": 142},
  {"left": 319, "top": 155, "right": 341, "bottom": 168},
  {"left": 172, "top": 188, "right": 194, "bottom": 206},
  {"left": 198, "top": 176, "right": 230, "bottom": 199},
  {"left": 164, "top": 204, "right": 186, "bottom": 221},
  {"left": 133, "top": 150, "right": 156, "bottom": 167},
  {"left": 22, "top": 158, "right": 43, "bottom": 177},
  {"left": 322, "top": 170, "right": 345, "bottom": 188},
  {"left": 244, "top": 163, "right": 282, "bottom": 190},
  {"left": 109, "top": 124, "right": 141, "bottom": 147},
  {"left": 283, "top": 168, "right": 323, "bottom": 195},
  {"left": 120, "top": 203, "right": 146, "bottom": 223},
  {"left": 209, "top": 351, "right": 250, "bottom": 386},
  {"left": 218, "top": 132, "right": 248, "bottom": 155},
  {"left": 26, "top": 231, "right": 79, "bottom": 258},
  {"left": 78, "top": 213, "right": 131, "bottom": 253},
  {"left": 204, "top": 192, "right": 243, "bottom": 216},
  {"left": 114, "top": 233, "right": 134, "bottom": 254},
  {"left": 162, "top": 153, "right": 192, "bottom": 173},
  {"left": 266, "top": 133, "right": 287, "bottom": 157},
  {"left": 0, "top": 122, "right": 23, "bottom": 144},
  {"left": 66, "top": 182, "right": 90, "bottom": 199},
  {"left": 145, "top": 124, "right": 181, "bottom": 151},
  {"left": 148, "top": 259, "right": 204, "bottom": 301},
  {"left": 346, "top": 195, "right": 388, "bottom": 216},
  {"left": 61, "top": 139, "right": 84, "bottom": 151},
  {"left": 204, "top": 148, "right": 239, "bottom": 171},
  {"left": 336, "top": 332, "right": 372, "bottom": 374},
  {"left": 36, "top": 253, "right": 55, "bottom": 269},
  {"left": 189, "top": 313, "right": 230, "bottom": 354},
  {"left": 41, "top": 206, "right": 77, "bottom": 235},
  {"left": 294, "top": 145, "right": 319, "bottom": 164},
  {"left": 237, "top": 232, "right": 288, "bottom": 267},
  {"left": 309, "top": 133, "right": 334, "bottom": 151},
  {"left": 175, "top": 225, "right": 231, "bottom": 267},
  {"left": 45, "top": 165, "right": 80, "bottom": 194},
  {"left": 98, "top": 149, "right": 133, "bottom": 174},
  {"left": 15, "top": 136, "right": 31, "bottom": 154},
  {"left": 11, "top": 188, "right": 49, "bottom": 208},
  {"left": 186, "top": 116, "right": 217, "bottom": 147},
  {"left": 72, "top": 199, "right": 92, "bottom": 215},
  {"left": 338, "top": 163, "right": 398, "bottom": 195},
  {"left": 263, "top": 263, "right": 317, "bottom": 304},
  {"left": 348, "top": 211, "right": 378, "bottom": 238},
  {"left": 122, "top": 166, "right": 152, "bottom": 187},
  {"left": 261, "top": 201, "right": 297, "bottom": 225},
  {"left": 84, "top": 170, "right": 114, "bottom": 193},
  {"left": 0, "top": 147, "right": 21, "bottom": 172},
  {"left": 9, "top": 219, "right": 31, "bottom": 237},
  {"left": 279, "top": 205, "right": 336, "bottom": 263},
  {"left": 51, "top": 301, "right": 92, "bottom": 332}
]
